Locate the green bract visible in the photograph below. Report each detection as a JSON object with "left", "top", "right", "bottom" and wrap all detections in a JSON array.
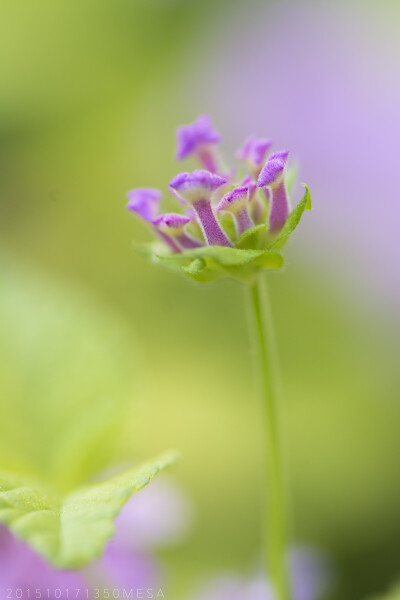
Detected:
[{"left": 141, "top": 185, "right": 311, "bottom": 284}]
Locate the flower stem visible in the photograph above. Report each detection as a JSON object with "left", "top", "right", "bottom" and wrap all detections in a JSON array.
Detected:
[{"left": 247, "top": 274, "right": 291, "bottom": 600}]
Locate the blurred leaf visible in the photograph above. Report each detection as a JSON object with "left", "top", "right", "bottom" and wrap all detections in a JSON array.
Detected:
[
  {"left": 269, "top": 184, "right": 312, "bottom": 251},
  {"left": 0, "top": 261, "right": 141, "bottom": 491},
  {"left": 0, "top": 451, "right": 178, "bottom": 569},
  {"left": 368, "top": 584, "right": 400, "bottom": 599}
]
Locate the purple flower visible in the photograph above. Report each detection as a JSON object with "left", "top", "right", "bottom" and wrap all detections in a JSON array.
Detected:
[
  {"left": 0, "top": 525, "right": 88, "bottom": 599},
  {"left": 126, "top": 188, "right": 162, "bottom": 222},
  {"left": 189, "top": 548, "right": 329, "bottom": 600},
  {"left": 169, "top": 170, "right": 232, "bottom": 247},
  {"left": 258, "top": 151, "right": 290, "bottom": 234},
  {"left": 176, "top": 115, "right": 222, "bottom": 173},
  {"left": 217, "top": 186, "right": 254, "bottom": 236},
  {"left": 126, "top": 118, "right": 300, "bottom": 259},
  {"left": 237, "top": 135, "right": 273, "bottom": 176},
  {"left": 89, "top": 476, "right": 191, "bottom": 591},
  {"left": 241, "top": 174, "right": 266, "bottom": 224},
  {"left": 169, "top": 170, "right": 227, "bottom": 204},
  {"left": 152, "top": 213, "right": 203, "bottom": 249},
  {"left": 127, "top": 187, "right": 182, "bottom": 253}
]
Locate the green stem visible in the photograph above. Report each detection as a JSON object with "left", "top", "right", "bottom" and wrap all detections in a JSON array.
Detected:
[{"left": 247, "top": 274, "right": 291, "bottom": 600}]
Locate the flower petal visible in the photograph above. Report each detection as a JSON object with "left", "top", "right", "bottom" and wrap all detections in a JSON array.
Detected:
[
  {"left": 169, "top": 170, "right": 227, "bottom": 205},
  {"left": 257, "top": 151, "right": 289, "bottom": 188},
  {"left": 176, "top": 115, "right": 221, "bottom": 161},
  {"left": 237, "top": 135, "right": 273, "bottom": 169},
  {"left": 126, "top": 188, "right": 162, "bottom": 222}
]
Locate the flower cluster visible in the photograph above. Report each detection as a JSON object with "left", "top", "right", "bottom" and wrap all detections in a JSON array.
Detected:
[{"left": 127, "top": 116, "right": 311, "bottom": 283}]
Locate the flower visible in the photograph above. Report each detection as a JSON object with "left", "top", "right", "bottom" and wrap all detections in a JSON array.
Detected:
[
  {"left": 127, "top": 187, "right": 181, "bottom": 253},
  {"left": 127, "top": 188, "right": 162, "bottom": 222},
  {"left": 237, "top": 135, "right": 273, "bottom": 176},
  {"left": 257, "top": 151, "right": 290, "bottom": 234},
  {"left": 217, "top": 186, "right": 254, "bottom": 237},
  {"left": 176, "top": 114, "right": 222, "bottom": 173},
  {"left": 127, "top": 116, "right": 311, "bottom": 284},
  {"left": 169, "top": 170, "right": 232, "bottom": 247},
  {"left": 152, "top": 213, "right": 203, "bottom": 250}
]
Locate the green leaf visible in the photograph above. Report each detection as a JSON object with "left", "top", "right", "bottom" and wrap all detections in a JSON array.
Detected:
[
  {"left": 269, "top": 184, "right": 312, "bottom": 251},
  {"left": 235, "top": 224, "right": 267, "bottom": 250},
  {"left": 156, "top": 245, "right": 284, "bottom": 283},
  {"left": 0, "top": 451, "right": 178, "bottom": 569},
  {"left": 0, "top": 259, "right": 178, "bottom": 566}
]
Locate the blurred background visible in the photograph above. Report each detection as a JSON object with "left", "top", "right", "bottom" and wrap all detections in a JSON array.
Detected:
[{"left": 1, "top": 0, "right": 400, "bottom": 599}]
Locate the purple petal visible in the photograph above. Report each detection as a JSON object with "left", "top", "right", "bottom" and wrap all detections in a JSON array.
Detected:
[
  {"left": 111, "top": 477, "right": 192, "bottom": 552},
  {"left": 169, "top": 170, "right": 227, "bottom": 205},
  {"left": 291, "top": 547, "right": 330, "bottom": 600},
  {"left": 257, "top": 151, "right": 289, "bottom": 187},
  {"left": 217, "top": 186, "right": 249, "bottom": 212},
  {"left": 92, "top": 544, "right": 158, "bottom": 592},
  {"left": 269, "top": 179, "right": 290, "bottom": 233},
  {"left": 176, "top": 115, "right": 221, "bottom": 160},
  {"left": 152, "top": 213, "right": 191, "bottom": 230},
  {"left": 241, "top": 175, "right": 258, "bottom": 201},
  {"left": 126, "top": 188, "right": 162, "bottom": 221},
  {"left": 237, "top": 135, "right": 273, "bottom": 167},
  {"left": 0, "top": 526, "right": 86, "bottom": 597},
  {"left": 218, "top": 186, "right": 254, "bottom": 236},
  {"left": 169, "top": 171, "right": 231, "bottom": 245},
  {"left": 152, "top": 213, "right": 203, "bottom": 248}
]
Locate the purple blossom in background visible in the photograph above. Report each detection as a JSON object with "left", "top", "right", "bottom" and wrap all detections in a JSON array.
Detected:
[
  {"left": 0, "top": 477, "right": 191, "bottom": 600},
  {"left": 127, "top": 116, "right": 296, "bottom": 254},
  {"left": 185, "top": 2, "right": 400, "bottom": 310},
  {"left": 189, "top": 548, "right": 329, "bottom": 600},
  {"left": 0, "top": 526, "right": 87, "bottom": 599}
]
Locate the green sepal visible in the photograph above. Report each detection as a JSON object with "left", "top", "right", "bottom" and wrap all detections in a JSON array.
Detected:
[
  {"left": 134, "top": 184, "right": 311, "bottom": 283},
  {"left": 157, "top": 245, "right": 283, "bottom": 284},
  {"left": 235, "top": 224, "right": 267, "bottom": 250},
  {"left": 269, "top": 184, "right": 312, "bottom": 251},
  {"left": 0, "top": 451, "right": 178, "bottom": 569}
]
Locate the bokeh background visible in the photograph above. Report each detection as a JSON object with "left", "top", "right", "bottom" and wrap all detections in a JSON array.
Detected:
[{"left": 1, "top": 0, "right": 400, "bottom": 599}]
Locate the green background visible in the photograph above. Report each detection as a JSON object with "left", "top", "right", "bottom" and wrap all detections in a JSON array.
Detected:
[{"left": 1, "top": 1, "right": 400, "bottom": 599}]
